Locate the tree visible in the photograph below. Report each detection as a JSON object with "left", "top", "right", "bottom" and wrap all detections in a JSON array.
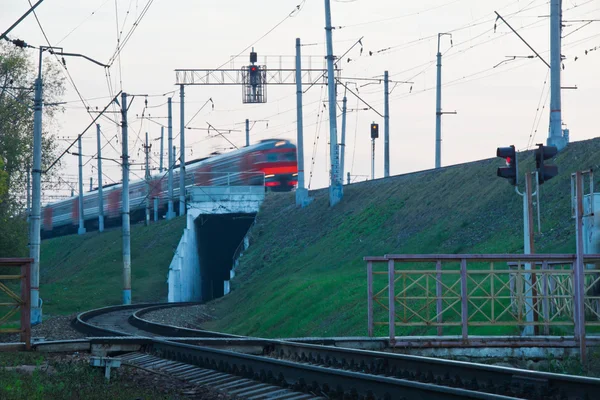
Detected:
[{"left": 0, "top": 42, "right": 65, "bottom": 257}]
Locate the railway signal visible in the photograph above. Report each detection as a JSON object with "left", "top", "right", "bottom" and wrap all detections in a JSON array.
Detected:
[
  {"left": 535, "top": 144, "right": 558, "bottom": 184},
  {"left": 496, "top": 145, "right": 518, "bottom": 185},
  {"left": 371, "top": 123, "right": 379, "bottom": 139}
]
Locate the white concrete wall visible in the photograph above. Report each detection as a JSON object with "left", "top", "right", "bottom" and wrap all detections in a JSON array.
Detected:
[
  {"left": 168, "top": 186, "right": 263, "bottom": 302},
  {"left": 167, "top": 208, "right": 202, "bottom": 302}
]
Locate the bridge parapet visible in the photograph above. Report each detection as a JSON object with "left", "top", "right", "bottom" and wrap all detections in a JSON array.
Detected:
[{"left": 187, "top": 186, "right": 265, "bottom": 214}]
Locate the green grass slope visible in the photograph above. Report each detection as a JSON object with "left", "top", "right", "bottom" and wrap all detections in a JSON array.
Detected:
[
  {"left": 39, "top": 217, "right": 185, "bottom": 316},
  {"left": 203, "top": 138, "right": 600, "bottom": 338}
]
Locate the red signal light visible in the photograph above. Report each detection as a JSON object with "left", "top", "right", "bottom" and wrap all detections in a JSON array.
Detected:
[
  {"left": 506, "top": 156, "right": 512, "bottom": 165},
  {"left": 251, "top": 66, "right": 257, "bottom": 72}
]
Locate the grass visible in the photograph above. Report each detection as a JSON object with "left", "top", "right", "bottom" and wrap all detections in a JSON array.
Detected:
[
  {"left": 201, "top": 137, "right": 600, "bottom": 339},
  {"left": 0, "top": 352, "right": 179, "bottom": 400},
  {"left": 38, "top": 217, "right": 185, "bottom": 316}
]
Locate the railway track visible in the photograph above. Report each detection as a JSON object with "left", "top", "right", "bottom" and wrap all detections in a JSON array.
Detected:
[{"left": 72, "top": 304, "right": 598, "bottom": 399}]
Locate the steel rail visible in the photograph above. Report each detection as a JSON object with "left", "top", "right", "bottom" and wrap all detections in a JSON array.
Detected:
[{"left": 148, "top": 339, "right": 516, "bottom": 400}]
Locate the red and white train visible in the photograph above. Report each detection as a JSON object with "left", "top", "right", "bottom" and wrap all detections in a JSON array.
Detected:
[{"left": 41, "top": 139, "right": 298, "bottom": 237}]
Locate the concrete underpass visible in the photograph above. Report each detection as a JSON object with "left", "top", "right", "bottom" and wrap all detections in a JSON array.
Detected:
[
  {"left": 195, "top": 213, "right": 255, "bottom": 301},
  {"left": 167, "top": 186, "right": 264, "bottom": 303}
]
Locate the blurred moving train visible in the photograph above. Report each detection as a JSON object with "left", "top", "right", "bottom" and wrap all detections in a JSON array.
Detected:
[{"left": 41, "top": 139, "right": 298, "bottom": 238}]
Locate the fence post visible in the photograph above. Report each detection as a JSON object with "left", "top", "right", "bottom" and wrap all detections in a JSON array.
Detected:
[
  {"left": 388, "top": 259, "right": 395, "bottom": 344},
  {"left": 460, "top": 258, "right": 468, "bottom": 341},
  {"left": 436, "top": 260, "right": 443, "bottom": 336},
  {"left": 574, "top": 171, "right": 587, "bottom": 363},
  {"left": 542, "top": 261, "right": 550, "bottom": 335},
  {"left": 367, "top": 261, "right": 373, "bottom": 337},
  {"left": 20, "top": 260, "right": 31, "bottom": 350}
]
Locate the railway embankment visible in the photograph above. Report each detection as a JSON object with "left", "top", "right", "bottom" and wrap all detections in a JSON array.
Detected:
[
  {"left": 39, "top": 217, "right": 185, "bottom": 316},
  {"left": 202, "top": 137, "right": 600, "bottom": 338}
]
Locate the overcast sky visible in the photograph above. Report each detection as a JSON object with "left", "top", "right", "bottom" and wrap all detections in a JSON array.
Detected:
[{"left": 2, "top": 0, "right": 599, "bottom": 201}]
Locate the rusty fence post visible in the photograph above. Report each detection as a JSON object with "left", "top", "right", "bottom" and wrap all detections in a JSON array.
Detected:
[
  {"left": 436, "top": 260, "right": 443, "bottom": 336},
  {"left": 367, "top": 261, "right": 373, "bottom": 337},
  {"left": 542, "top": 261, "right": 550, "bottom": 335},
  {"left": 388, "top": 259, "right": 395, "bottom": 344},
  {"left": 460, "top": 258, "right": 469, "bottom": 341},
  {"left": 574, "top": 171, "right": 587, "bottom": 363},
  {"left": 20, "top": 260, "right": 31, "bottom": 350}
]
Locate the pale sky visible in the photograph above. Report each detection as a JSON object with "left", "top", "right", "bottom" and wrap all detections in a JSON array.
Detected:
[{"left": 2, "top": 0, "right": 599, "bottom": 202}]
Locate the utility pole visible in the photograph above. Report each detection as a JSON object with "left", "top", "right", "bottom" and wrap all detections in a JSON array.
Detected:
[
  {"left": 89, "top": 177, "right": 92, "bottom": 192},
  {"left": 144, "top": 132, "right": 151, "bottom": 226},
  {"left": 121, "top": 92, "right": 131, "bottom": 305},
  {"left": 159, "top": 126, "right": 164, "bottom": 173},
  {"left": 384, "top": 71, "right": 390, "bottom": 177},
  {"left": 347, "top": 172, "right": 350, "bottom": 185},
  {"left": 245, "top": 118, "right": 250, "bottom": 147},
  {"left": 324, "top": 0, "right": 342, "bottom": 206},
  {"left": 24, "top": 43, "right": 107, "bottom": 325},
  {"left": 435, "top": 33, "right": 454, "bottom": 169},
  {"left": 167, "top": 98, "right": 174, "bottom": 220},
  {"left": 339, "top": 95, "right": 347, "bottom": 185},
  {"left": 96, "top": 124, "right": 104, "bottom": 232},
  {"left": 522, "top": 172, "right": 537, "bottom": 335},
  {"left": 548, "top": 0, "right": 566, "bottom": 150},
  {"left": 26, "top": 166, "right": 30, "bottom": 223},
  {"left": 77, "top": 136, "right": 86, "bottom": 235},
  {"left": 295, "top": 38, "right": 310, "bottom": 207},
  {"left": 179, "top": 85, "right": 186, "bottom": 216}
]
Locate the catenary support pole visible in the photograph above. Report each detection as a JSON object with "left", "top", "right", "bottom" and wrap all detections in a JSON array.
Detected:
[
  {"left": 324, "top": 0, "right": 342, "bottom": 206},
  {"left": 245, "top": 118, "right": 250, "bottom": 147},
  {"left": 435, "top": 39, "right": 443, "bottom": 169},
  {"left": 77, "top": 136, "right": 86, "bottom": 235},
  {"left": 96, "top": 124, "right": 104, "bottom": 232},
  {"left": 145, "top": 132, "right": 151, "bottom": 226},
  {"left": 384, "top": 71, "right": 390, "bottom": 177},
  {"left": 347, "top": 172, "right": 350, "bottom": 185},
  {"left": 167, "top": 98, "right": 174, "bottom": 220},
  {"left": 179, "top": 85, "right": 186, "bottom": 216},
  {"left": 159, "top": 126, "right": 164, "bottom": 173},
  {"left": 89, "top": 177, "right": 92, "bottom": 192},
  {"left": 121, "top": 92, "right": 131, "bottom": 305},
  {"left": 29, "top": 49, "right": 42, "bottom": 324},
  {"left": 340, "top": 95, "right": 347, "bottom": 185},
  {"left": 26, "top": 166, "right": 30, "bottom": 223},
  {"left": 548, "top": 0, "right": 565, "bottom": 150},
  {"left": 295, "top": 38, "right": 310, "bottom": 207}
]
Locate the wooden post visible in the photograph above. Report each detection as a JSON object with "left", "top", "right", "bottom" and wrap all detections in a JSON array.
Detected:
[
  {"left": 388, "top": 259, "right": 395, "bottom": 344},
  {"left": 20, "top": 261, "right": 31, "bottom": 350},
  {"left": 542, "top": 261, "right": 550, "bottom": 335},
  {"left": 460, "top": 258, "right": 469, "bottom": 341},
  {"left": 367, "top": 261, "right": 373, "bottom": 337},
  {"left": 574, "top": 171, "right": 587, "bottom": 363},
  {"left": 436, "top": 260, "right": 443, "bottom": 336}
]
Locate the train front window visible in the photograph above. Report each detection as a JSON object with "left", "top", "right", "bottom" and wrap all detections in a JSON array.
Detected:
[
  {"left": 283, "top": 152, "right": 295, "bottom": 161},
  {"left": 267, "top": 153, "right": 278, "bottom": 162}
]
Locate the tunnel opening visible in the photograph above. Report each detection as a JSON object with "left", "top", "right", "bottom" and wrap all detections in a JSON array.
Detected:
[{"left": 195, "top": 212, "right": 255, "bottom": 302}]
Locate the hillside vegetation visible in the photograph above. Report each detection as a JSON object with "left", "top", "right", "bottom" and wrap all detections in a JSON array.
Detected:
[
  {"left": 203, "top": 138, "right": 600, "bottom": 338},
  {"left": 39, "top": 217, "right": 185, "bottom": 316}
]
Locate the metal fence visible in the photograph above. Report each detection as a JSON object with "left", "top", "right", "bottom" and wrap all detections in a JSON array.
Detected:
[
  {"left": 0, "top": 258, "right": 32, "bottom": 349},
  {"left": 365, "top": 254, "right": 600, "bottom": 355}
]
